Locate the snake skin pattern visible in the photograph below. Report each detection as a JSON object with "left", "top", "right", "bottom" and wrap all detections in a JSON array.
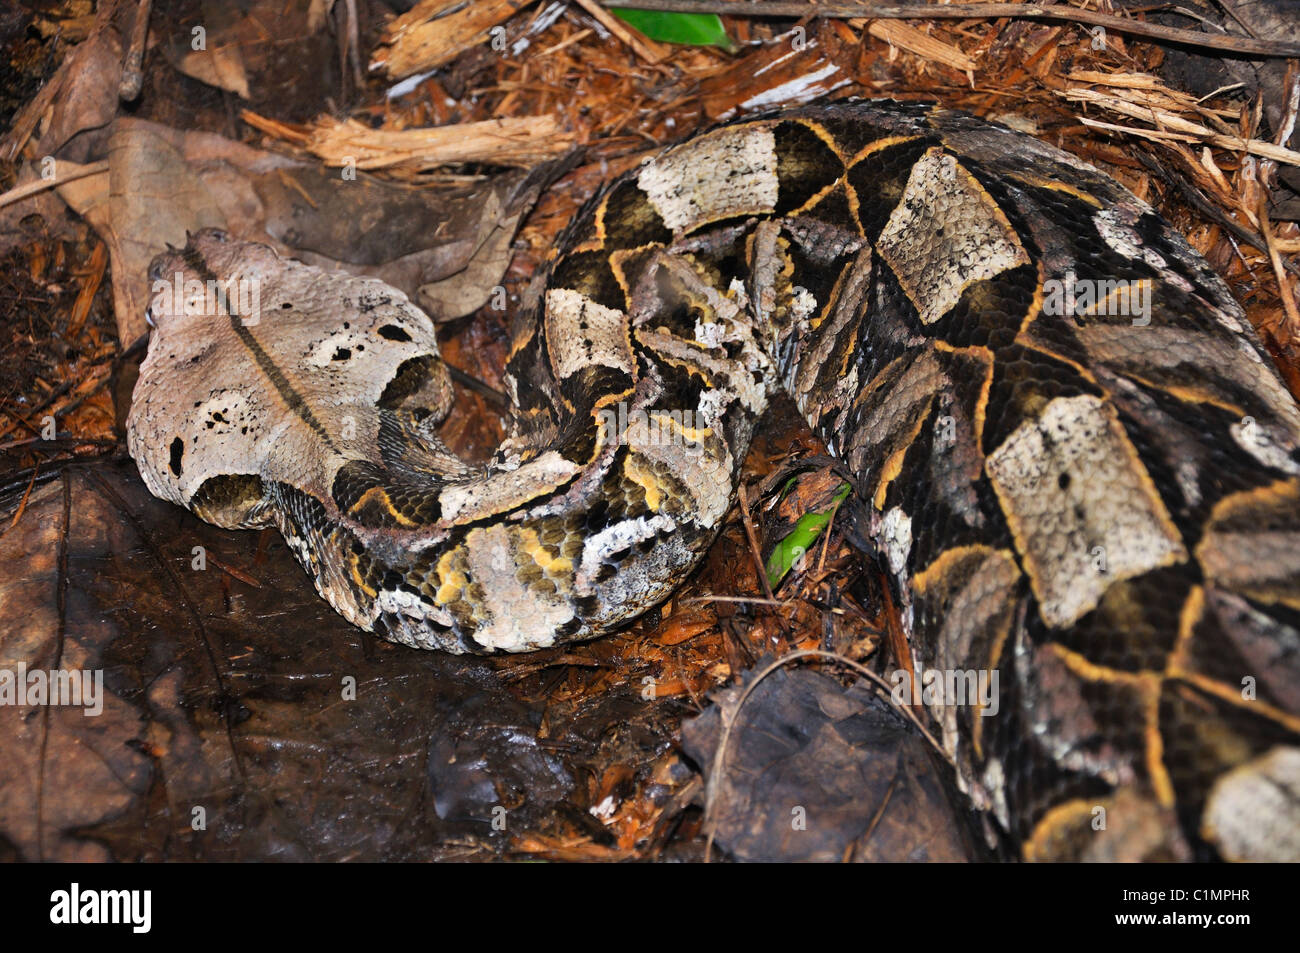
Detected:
[{"left": 127, "top": 101, "right": 1300, "bottom": 861}]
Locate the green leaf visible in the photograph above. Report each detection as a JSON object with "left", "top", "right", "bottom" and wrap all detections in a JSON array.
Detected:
[
  {"left": 765, "top": 482, "right": 852, "bottom": 589},
  {"left": 610, "top": 9, "right": 733, "bottom": 48}
]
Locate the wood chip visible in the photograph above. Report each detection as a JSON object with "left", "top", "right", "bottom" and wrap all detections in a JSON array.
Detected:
[
  {"left": 851, "top": 18, "right": 976, "bottom": 73},
  {"left": 372, "top": 0, "right": 532, "bottom": 79},
  {"left": 242, "top": 110, "right": 575, "bottom": 172}
]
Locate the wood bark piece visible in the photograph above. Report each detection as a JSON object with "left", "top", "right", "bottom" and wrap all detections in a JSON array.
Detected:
[
  {"left": 243, "top": 110, "right": 575, "bottom": 172},
  {"left": 698, "top": 23, "right": 852, "bottom": 120},
  {"left": 371, "top": 0, "right": 533, "bottom": 79},
  {"left": 852, "top": 17, "right": 976, "bottom": 73}
]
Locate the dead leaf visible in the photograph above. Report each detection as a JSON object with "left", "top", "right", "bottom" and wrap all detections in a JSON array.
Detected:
[
  {"left": 49, "top": 117, "right": 567, "bottom": 343},
  {"left": 682, "top": 665, "right": 983, "bottom": 861},
  {"left": 0, "top": 459, "right": 689, "bottom": 860}
]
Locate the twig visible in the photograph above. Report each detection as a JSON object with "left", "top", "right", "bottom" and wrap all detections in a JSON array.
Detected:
[
  {"left": 204, "top": 552, "right": 264, "bottom": 589},
  {"left": 1256, "top": 193, "right": 1300, "bottom": 331},
  {"left": 446, "top": 364, "right": 509, "bottom": 409},
  {"left": 1066, "top": 88, "right": 1300, "bottom": 167},
  {"left": 857, "top": 769, "right": 900, "bottom": 856},
  {"left": 242, "top": 110, "right": 574, "bottom": 172},
  {"left": 0, "top": 160, "right": 109, "bottom": 211},
  {"left": 735, "top": 481, "right": 778, "bottom": 604},
  {"left": 0, "top": 465, "right": 40, "bottom": 541},
  {"left": 0, "top": 436, "right": 117, "bottom": 453},
  {"left": 815, "top": 489, "right": 845, "bottom": 577},
  {"left": 344, "top": 0, "right": 364, "bottom": 93},
  {"left": 598, "top": 0, "right": 1300, "bottom": 57},
  {"left": 118, "top": 0, "right": 153, "bottom": 101},
  {"left": 1134, "top": 149, "right": 1300, "bottom": 279},
  {"left": 682, "top": 594, "right": 794, "bottom": 606},
  {"left": 573, "top": 0, "right": 669, "bottom": 64}
]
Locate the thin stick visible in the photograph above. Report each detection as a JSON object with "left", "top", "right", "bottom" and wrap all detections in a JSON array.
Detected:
[
  {"left": 344, "top": 0, "right": 365, "bottom": 93},
  {"left": 1134, "top": 149, "right": 1300, "bottom": 279},
  {"left": 0, "top": 160, "right": 109, "bottom": 211},
  {"left": 599, "top": 0, "right": 1300, "bottom": 57},
  {"left": 815, "top": 490, "right": 846, "bottom": 577},
  {"left": 1257, "top": 194, "right": 1300, "bottom": 331},
  {"left": 574, "top": 0, "right": 669, "bottom": 64},
  {"left": 857, "top": 770, "right": 900, "bottom": 856},
  {"left": 682, "top": 594, "right": 794, "bottom": 606},
  {"left": 1067, "top": 89, "right": 1300, "bottom": 167},
  {"left": 118, "top": 0, "right": 153, "bottom": 101},
  {"left": 735, "top": 482, "right": 778, "bottom": 604},
  {"left": 446, "top": 364, "right": 509, "bottom": 409},
  {"left": 0, "top": 465, "right": 40, "bottom": 540}
]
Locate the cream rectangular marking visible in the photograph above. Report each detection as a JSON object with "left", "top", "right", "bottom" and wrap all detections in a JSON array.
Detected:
[
  {"left": 1202, "top": 747, "right": 1300, "bottom": 862},
  {"left": 986, "top": 394, "right": 1186, "bottom": 628},
  {"left": 465, "top": 524, "right": 574, "bottom": 652},
  {"left": 544, "top": 288, "right": 635, "bottom": 380},
  {"left": 439, "top": 450, "right": 581, "bottom": 523},
  {"left": 875, "top": 148, "right": 1030, "bottom": 325},
  {"left": 636, "top": 125, "right": 779, "bottom": 233}
]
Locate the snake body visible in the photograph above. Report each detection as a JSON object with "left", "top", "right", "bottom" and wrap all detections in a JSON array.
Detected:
[{"left": 128, "top": 101, "right": 1300, "bottom": 860}]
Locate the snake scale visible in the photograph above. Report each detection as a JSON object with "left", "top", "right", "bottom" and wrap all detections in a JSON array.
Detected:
[{"left": 126, "top": 100, "right": 1300, "bottom": 861}]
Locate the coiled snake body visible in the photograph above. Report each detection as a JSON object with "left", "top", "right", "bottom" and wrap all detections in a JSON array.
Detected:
[{"left": 128, "top": 101, "right": 1300, "bottom": 860}]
